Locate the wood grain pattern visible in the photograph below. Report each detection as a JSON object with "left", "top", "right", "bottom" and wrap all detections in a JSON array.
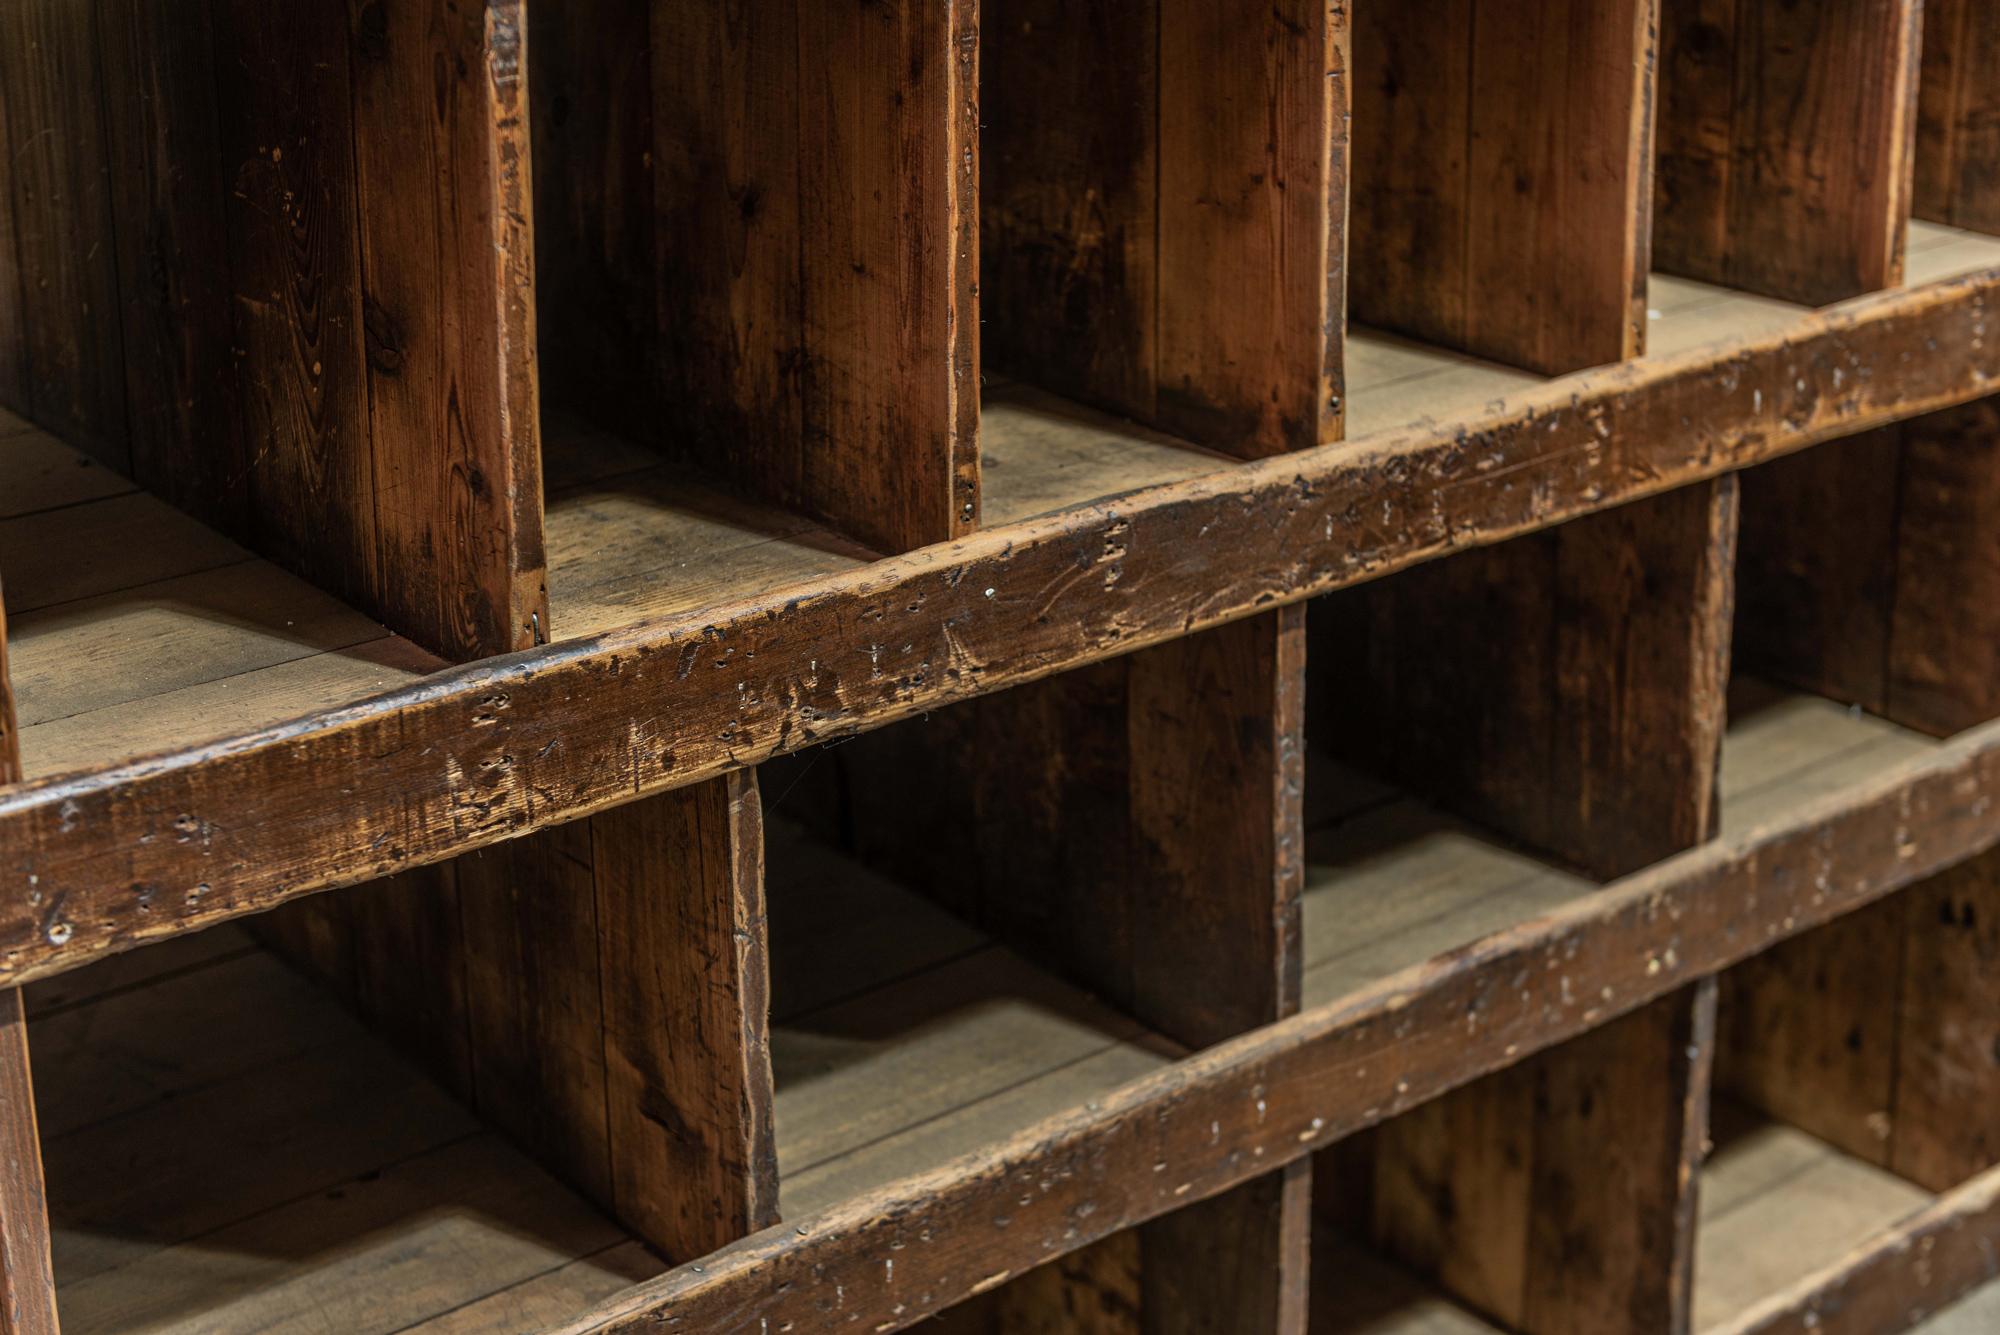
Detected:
[
  {"left": 3, "top": 273, "right": 1999, "bottom": 984},
  {"left": 1737, "top": 398, "right": 2000, "bottom": 738},
  {"left": 1655, "top": 0, "right": 1920, "bottom": 304},
  {"left": 0, "top": 584, "right": 55, "bottom": 1335},
  {"left": 795, "top": 608, "right": 1305, "bottom": 1050},
  {"left": 789, "top": 610, "right": 1311, "bottom": 1327},
  {"left": 560, "top": 713, "right": 2000, "bottom": 1335},
  {"left": 646, "top": 0, "right": 977, "bottom": 552},
  {"left": 0, "top": 0, "right": 128, "bottom": 467},
  {"left": 1915, "top": 0, "right": 2000, "bottom": 235},
  {"left": 1351, "top": 0, "right": 1653, "bottom": 373},
  {"left": 1362, "top": 982, "right": 1715, "bottom": 1334},
  {"left": 1721, "top": 844, "right": 2000, "bottom": 1194},
  {"left": 94, "top": 0, "right": 246, "bottom": 536},
  {"left": 347, "top": 0, "right": 548, "bottom": 659},
  {"left": 1312, "top": 479, "right": 1737, "bottom": 880}
]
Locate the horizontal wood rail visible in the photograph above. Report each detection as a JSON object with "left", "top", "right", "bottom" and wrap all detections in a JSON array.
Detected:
[
  {"left": 0, "top": 270, "right": 1998, "bottom": 986},
  {"left": 556, "top": 711, "right": 2000, "bottom": 1334}
]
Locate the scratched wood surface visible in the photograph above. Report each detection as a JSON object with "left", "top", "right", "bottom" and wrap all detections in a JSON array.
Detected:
[
  {"left": 0, "top": 578, "right": 56, "bottom": 1335},
  {"left": 13, "top": 260, "right": 2000, "bottom": 985},
  {"left": 1916, "top": 0, "right": 2000, "bottom": 235}
]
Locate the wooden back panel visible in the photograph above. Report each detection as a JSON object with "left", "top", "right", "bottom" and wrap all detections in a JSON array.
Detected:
[
  {"left": 535, "top": 0, "right": 978, "bottom": 554},
  {"left": 1655, "top": 0, "right": 1920, "bottom": 305},
  {"left": 1916, "top": 0, "right": 2000, "bottom": 234},
  {"left": 981, "top": 0, "right": 1345, "bottom": 454},
  {"left": 1350, "top": 0, "right": 1656, "bottom": 374},
  {"left": 1736, "top": 398, "right": 2000, "bottom": 738},
  {"left": 1313, "top": 479, "right": 1739, "bottom": 881},
  {"left": 0, "top": 0, "right": 548, "bottom": 663}
]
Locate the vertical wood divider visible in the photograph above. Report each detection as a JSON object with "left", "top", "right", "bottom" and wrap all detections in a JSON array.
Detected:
[
  {"left": 1313, "top": 479, "right": 1739, "bottom": 881},
  {"left": 646, "top": 0, "right": 979, "bottom": 552},
  {"left": 1349, "top": 0, "right": 1656, "bottom": 375},
  {"left": 0, "top": 580, "right": 58, "bottom": 1334},
  {"left": 1736, "top": 399, "right": 2000, "bottom": 738},
  {"left": 803, "top": 608, "right": 1312, "bottom": 1329},
  {"left": 1916, "top": 0, "right": 2000, "bottom": 234},
  {"left": 981, "top": 1, "right": 1346, "bottom": 455},
  {"left": 1720, "top": 848, "right": 2000, "bottom": 1193},
  {"left": 1327, "top": 980, "right": 1719, "bottom": 1335},
  {"left": 1655, "top": 0, "right": 1921, "bottom": 305}
]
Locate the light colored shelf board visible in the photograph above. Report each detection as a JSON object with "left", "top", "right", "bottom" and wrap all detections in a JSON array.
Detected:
[
  {"left": 1301, "top": 681, "right": 1941, "bottom": 1008},
  {"left": 1695, "top": 1101, "right": 1933, "bottom": 1332},
  {"left": 1310, "top": 1235, "right": 1503, "bottom": 1335},
  {"left": 20, "top": 937, "right": 654, "bottom": 1335},
  {"left": 1908, "top": 1274, "right": 2000, "bottom": 1334}
]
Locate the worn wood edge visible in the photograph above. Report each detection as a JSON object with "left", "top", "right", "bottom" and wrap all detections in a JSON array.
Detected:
[
  {"left": 1710, "top": 1161, "right": 2000, "bottom": 1335},
  {"left": 552, "top": 719, "right": 2000, "bottom": 1334},
  {"left": 0, "top": 271, "right": 1996, "bottom": 984}
]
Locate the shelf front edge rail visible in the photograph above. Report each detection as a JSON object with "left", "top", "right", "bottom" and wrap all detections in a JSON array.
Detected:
[
  {"left": 0, "top": 272, "right": 1996, "bottom": 984},
  {"left": 558, "top": 715, "right": 2000, "bottom": 1335}
]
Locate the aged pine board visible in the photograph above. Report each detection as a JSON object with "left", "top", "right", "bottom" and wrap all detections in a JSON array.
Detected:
[
  {"left": 560, "top": 715, "right": 2000, "bottom": 1334},
  {"left": 984, "top": 0, "right": 1342, "bottom": 455},
  {"left": 7, "top": 270, "right": 2000, "bottom": 982},
  {"left": 1915, "top": 0, "right": 2000, "bottom": 235},
  {"left": 1737, "top": 396, "right": 2000, "bottom": 738},
  {"left": 1361, "top": 983, "right": 1714, "bottom": 1334},
  {"left": 644, "top": 0, "right": 978, "bottom": 552},
  {"left": 1351, "top": 0, "right": 1653, "bottom": 374},
  {"left": 1655, "top": 0, "right": 1920, "bottom": 305},
  {"left": 1311, "top": 478, "right": 1736, "bottom": 880}
]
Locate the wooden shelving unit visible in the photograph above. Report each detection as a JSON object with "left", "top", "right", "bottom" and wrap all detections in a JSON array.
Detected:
[{"left": 6, "top": 2, "right": 2000, "bottom": 1331}]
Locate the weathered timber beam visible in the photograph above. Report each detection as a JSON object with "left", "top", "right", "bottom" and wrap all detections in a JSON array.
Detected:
[
  {"left": 0, "top": 271, "right": 1997, "bottom": 984},
  {"left": 553, "top": 716, "right": 2000, "bottom": 1334},
  {"left": 1711, "top": 1162, "right": 2000, "bottom": 1335}
]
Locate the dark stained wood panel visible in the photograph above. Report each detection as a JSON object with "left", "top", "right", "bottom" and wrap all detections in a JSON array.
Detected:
[
  {"left": 1915, "top": 0, "right": 2000, "bottom": 235},
  {"left": 646, "top": 0, "right": 977, "bottom": 552},
  {"left": 1721, "top": 845, "right": 2000, "bottom": 1195},
  {"left": 0, "top": 0, "right": 128, "bottom": 468},
  {"left": 1313, "top": 479, "right": 1737, "bottom": 880},
  {"left": 347, "top": 0, "right": 549, "bottom": 659},
  {"left": 1736, "top": 397, "right": 2000, "bottom": 738},
  {"left": 1359, "top": 982, "right": 1715, "bottom": 1334},
  {"left": 0, "top": 583, "right": 55, "bottom": 1335},
  {"left": 1655, "top": 0, "right": 1920, "bottom": 305},
  {"left": 1351, "top": 0, "right": 1653, "bottom": 373}
]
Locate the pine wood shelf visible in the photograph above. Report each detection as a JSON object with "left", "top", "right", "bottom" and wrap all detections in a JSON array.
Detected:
[{"left": 7, "top": 1, "right": 2000, "bottom": 1331}]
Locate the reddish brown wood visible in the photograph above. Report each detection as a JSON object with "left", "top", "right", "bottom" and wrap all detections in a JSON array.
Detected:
[
  {"left": 1721, "top": 843, "right": 2000, "bottom": 1194},
  {"left": 1313, "top": 479, "right": 1737, "bottom": 879},
  {"left": 792, "top": 609, "right": 1311, "bottom": 1326},
  {"left": 1356, "top": 981, "right": 1715, "bottom": 1334},
  {"left": 1737, "top": 398, "right": 2000, "bottom": 737},
  {"left": 1915, "top": 0, "right": 2000, "bottom": 235},
  {"left": 2, "top": 276, "right": 1999, "bottom": 984},
  {"left": 557, "top": 718, "right": 2000, "bottom": 1335},
  {"left": 0, "top": 584, "right": 55, "bottom": 1335},
  {"left": 982, "top": 0, "right": 1344, "bottom": 454},
  {"left": 1655, "top": 0, "right": 1920, "bottom": 305},
  {"left": 0, "top": 0, "right": 127, "bottom": 469},
  {"left": 1351, "top": 0, "right": 1654, "bottom": 373}
]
